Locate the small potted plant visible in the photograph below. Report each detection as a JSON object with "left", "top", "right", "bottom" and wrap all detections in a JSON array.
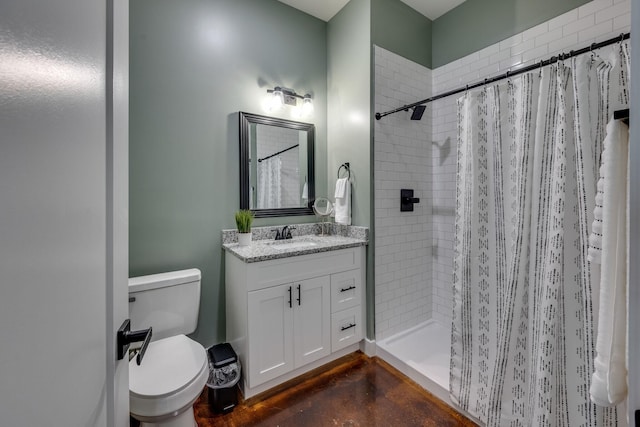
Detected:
[{"left": 235, "top": 209, "right": 254, "bottom": 246}]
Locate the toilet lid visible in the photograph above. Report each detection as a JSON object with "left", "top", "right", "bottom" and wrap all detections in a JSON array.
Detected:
[{"left": 129, "top": 334, "right": 206, "bottom": 399}]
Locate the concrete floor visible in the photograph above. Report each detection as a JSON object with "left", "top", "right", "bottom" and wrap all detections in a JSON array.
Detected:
[{"left": 195, "top": 351, "right": 477, "bottom": 427}]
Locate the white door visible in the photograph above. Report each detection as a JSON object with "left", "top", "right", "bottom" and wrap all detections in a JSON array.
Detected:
[
  {"left": 293, "top": 276, "right": 331, "bottom": 367},
  {"left": 0, "top": 1, "right": 129, "bottom": 426},
  {"left": 248, "top": 284, "right": 294, "bottom": 387}
]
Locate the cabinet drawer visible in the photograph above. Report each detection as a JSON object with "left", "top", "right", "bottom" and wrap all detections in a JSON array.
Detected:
[
  {"left": 330, "top": 269, "right": 361, "bottom": 313},
  {"left": 331, "top": 306, "right": 362, "bottom": 352},
  {"left": 247, "top": 248, "right": 360, "bottom": 292}
]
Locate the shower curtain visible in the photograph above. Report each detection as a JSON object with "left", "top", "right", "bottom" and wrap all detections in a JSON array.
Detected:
[
  {"left": 257, "top": 156, "right": 282, "bottom": 209},
  {"left": 450, "top": 43, "right": 630, "bottom": 426}
]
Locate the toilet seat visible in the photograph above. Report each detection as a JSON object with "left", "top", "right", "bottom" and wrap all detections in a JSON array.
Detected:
[{"left": 129, "top": 334, "right": 208, "bottom": 419}]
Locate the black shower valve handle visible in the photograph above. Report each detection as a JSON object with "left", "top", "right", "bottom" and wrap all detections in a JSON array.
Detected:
[{"left": 400, "top": 189, "right": 420, "bottom": 212}]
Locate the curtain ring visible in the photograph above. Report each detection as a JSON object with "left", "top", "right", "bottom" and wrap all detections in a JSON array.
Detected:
[
  {"left": 616, "top": 33, "right": 624, "bottom": 54},
  {"left": 538, "top": 60, "right": 543, "bottom": 78},
  {"left": 590, "top": 42, "right": 599, "bottom": 62}
]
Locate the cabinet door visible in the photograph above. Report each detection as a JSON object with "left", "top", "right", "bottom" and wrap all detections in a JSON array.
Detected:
[
  {"left": 293, "top": 276, "right": 331, "bottom": 368},
  {"left": 248, "top": 284, "right": 294, "bottom": 388}
]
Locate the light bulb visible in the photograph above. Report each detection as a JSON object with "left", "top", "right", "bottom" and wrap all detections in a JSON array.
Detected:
[
  {"left": 301, "top": 95, "right": 313, "bottom": 117},
  {"left": 269, "top": 87, "right": 284, "bottom": 111}
]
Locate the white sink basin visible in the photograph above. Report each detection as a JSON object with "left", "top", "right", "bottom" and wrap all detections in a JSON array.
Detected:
[{"left": 267, "top": 241, "right": 318, "bottom": 250}]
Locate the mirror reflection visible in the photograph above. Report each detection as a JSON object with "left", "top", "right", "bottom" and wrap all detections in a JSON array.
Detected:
[
  {"left": 251, "top": 124, "right": 307, "bottom": 209},
  {"left": 239, "top": 112, "right": 314, "bottom": 217}
]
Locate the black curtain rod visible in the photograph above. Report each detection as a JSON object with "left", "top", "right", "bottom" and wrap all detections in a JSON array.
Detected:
[
  {"left": 375, "top": 32, "right": 630, "bottom": 120},
  {"left": 257, "top": 143, "right": 299, "bottom": 162}
]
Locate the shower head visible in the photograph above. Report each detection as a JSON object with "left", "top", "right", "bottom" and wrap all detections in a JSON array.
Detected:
[{"left": 410, "top": 105, "right": 426, "bottom": 120}]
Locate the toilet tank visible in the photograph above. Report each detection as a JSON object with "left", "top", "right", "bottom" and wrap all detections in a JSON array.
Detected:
[{"left": 129, "top": 268, "right": 201, "bottom": 342}]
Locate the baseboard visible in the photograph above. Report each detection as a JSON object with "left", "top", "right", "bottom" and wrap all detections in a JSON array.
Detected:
[{"left": 360, "top": 338, "right": 376, "bottom": 357}]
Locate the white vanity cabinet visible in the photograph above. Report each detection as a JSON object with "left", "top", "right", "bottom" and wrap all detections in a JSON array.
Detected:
[
  {"left": 225, "top": 245, "right": 365, "bottom": 398},
  {"left": 247, "top": 275, "right": 330, "bottom": 387}
]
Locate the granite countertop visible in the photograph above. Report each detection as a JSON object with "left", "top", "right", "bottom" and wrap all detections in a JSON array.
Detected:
[{"left": 223, "top": 234, "right": 367, "bottom": 263}]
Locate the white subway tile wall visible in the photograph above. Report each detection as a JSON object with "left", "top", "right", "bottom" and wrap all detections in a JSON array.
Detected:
[
  {"left": 430, "top": 0, "right": 630, "bottom": 326},
  {"left": 374, "top": 0, "right": 631, "bottom": 338},
  {"left": 374, "top": 46, "right": 433, "bottom": 340}
]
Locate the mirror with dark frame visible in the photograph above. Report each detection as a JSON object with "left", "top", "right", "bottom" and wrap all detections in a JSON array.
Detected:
[{"left": 239, "top": 112, "right": 315, "bottom": 217}]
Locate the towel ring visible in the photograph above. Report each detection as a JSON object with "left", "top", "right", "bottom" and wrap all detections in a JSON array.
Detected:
[{"left": 337, "top": 162, "right": 351, "bottom": 179}]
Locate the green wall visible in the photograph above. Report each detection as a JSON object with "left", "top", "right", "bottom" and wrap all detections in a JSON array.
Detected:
[
  {"left": 129, "top": 0, "right": 327, "bottom": 347},
  {"left": 327, "top": 0, "right": 373, "bottom": 337},
  {"left": 371, "top": 0, "right": 432, "bottom": 68},
  {"left": 432, "top": 0, "right": 591, "bottom": 67},
  {"left": 327, "top": 0, "right": 371, "bottom": 233}
]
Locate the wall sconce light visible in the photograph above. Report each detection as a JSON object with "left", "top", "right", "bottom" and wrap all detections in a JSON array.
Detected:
[
  {"left": 302, "top": 94, "right": 314, "bottom": 116},
  {"left": 266, "top": 86, "right": 313, "bottom": 118}
]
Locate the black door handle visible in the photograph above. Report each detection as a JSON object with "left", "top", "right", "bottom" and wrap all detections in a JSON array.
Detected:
[
  {"left": 117, "top": 319, "right": 153, "bottom": 365},
  {"left": 288, "top": 286, "right": 292, "bottom": 308},
  {"left": 297, "top": 284, "right": 301, "bottom": 306}
]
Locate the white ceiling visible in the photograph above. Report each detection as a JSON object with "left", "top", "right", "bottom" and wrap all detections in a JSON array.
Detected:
[
  {"left": 277, "top": 0, "right": 467, "bottom": 22},
  {"left": 278, "top": 0, "right": 350, "bottom": 22},
  {"left": 400, "top": 0, "right": 467, "bottom": 20}
]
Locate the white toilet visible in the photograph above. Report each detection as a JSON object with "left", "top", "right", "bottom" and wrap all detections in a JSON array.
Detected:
[{"left": 128, "top": 269, "right": 208, "bottom": 427}]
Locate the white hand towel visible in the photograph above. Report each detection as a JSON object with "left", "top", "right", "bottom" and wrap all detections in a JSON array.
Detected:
[
  {"left": 334, "top": 178, "right": 351, "bottom": 225},
  {"left": 334, "top": 177, "right": 347, "bottom": 198},
  {"left": 590, "top": 118, "right": 629, "bottom": 407}
]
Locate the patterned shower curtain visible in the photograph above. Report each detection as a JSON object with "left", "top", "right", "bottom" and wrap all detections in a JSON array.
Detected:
[
  {"left": 257, "top": 156, "right": 282, "bottom": 209},
  {"left": 450, "top": 43, "right": 630, "bottom": 427}
]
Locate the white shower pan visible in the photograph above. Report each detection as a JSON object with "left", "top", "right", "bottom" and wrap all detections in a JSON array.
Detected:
[{"left": 377, "top": 319, "right": 451, "bottom": 404}]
